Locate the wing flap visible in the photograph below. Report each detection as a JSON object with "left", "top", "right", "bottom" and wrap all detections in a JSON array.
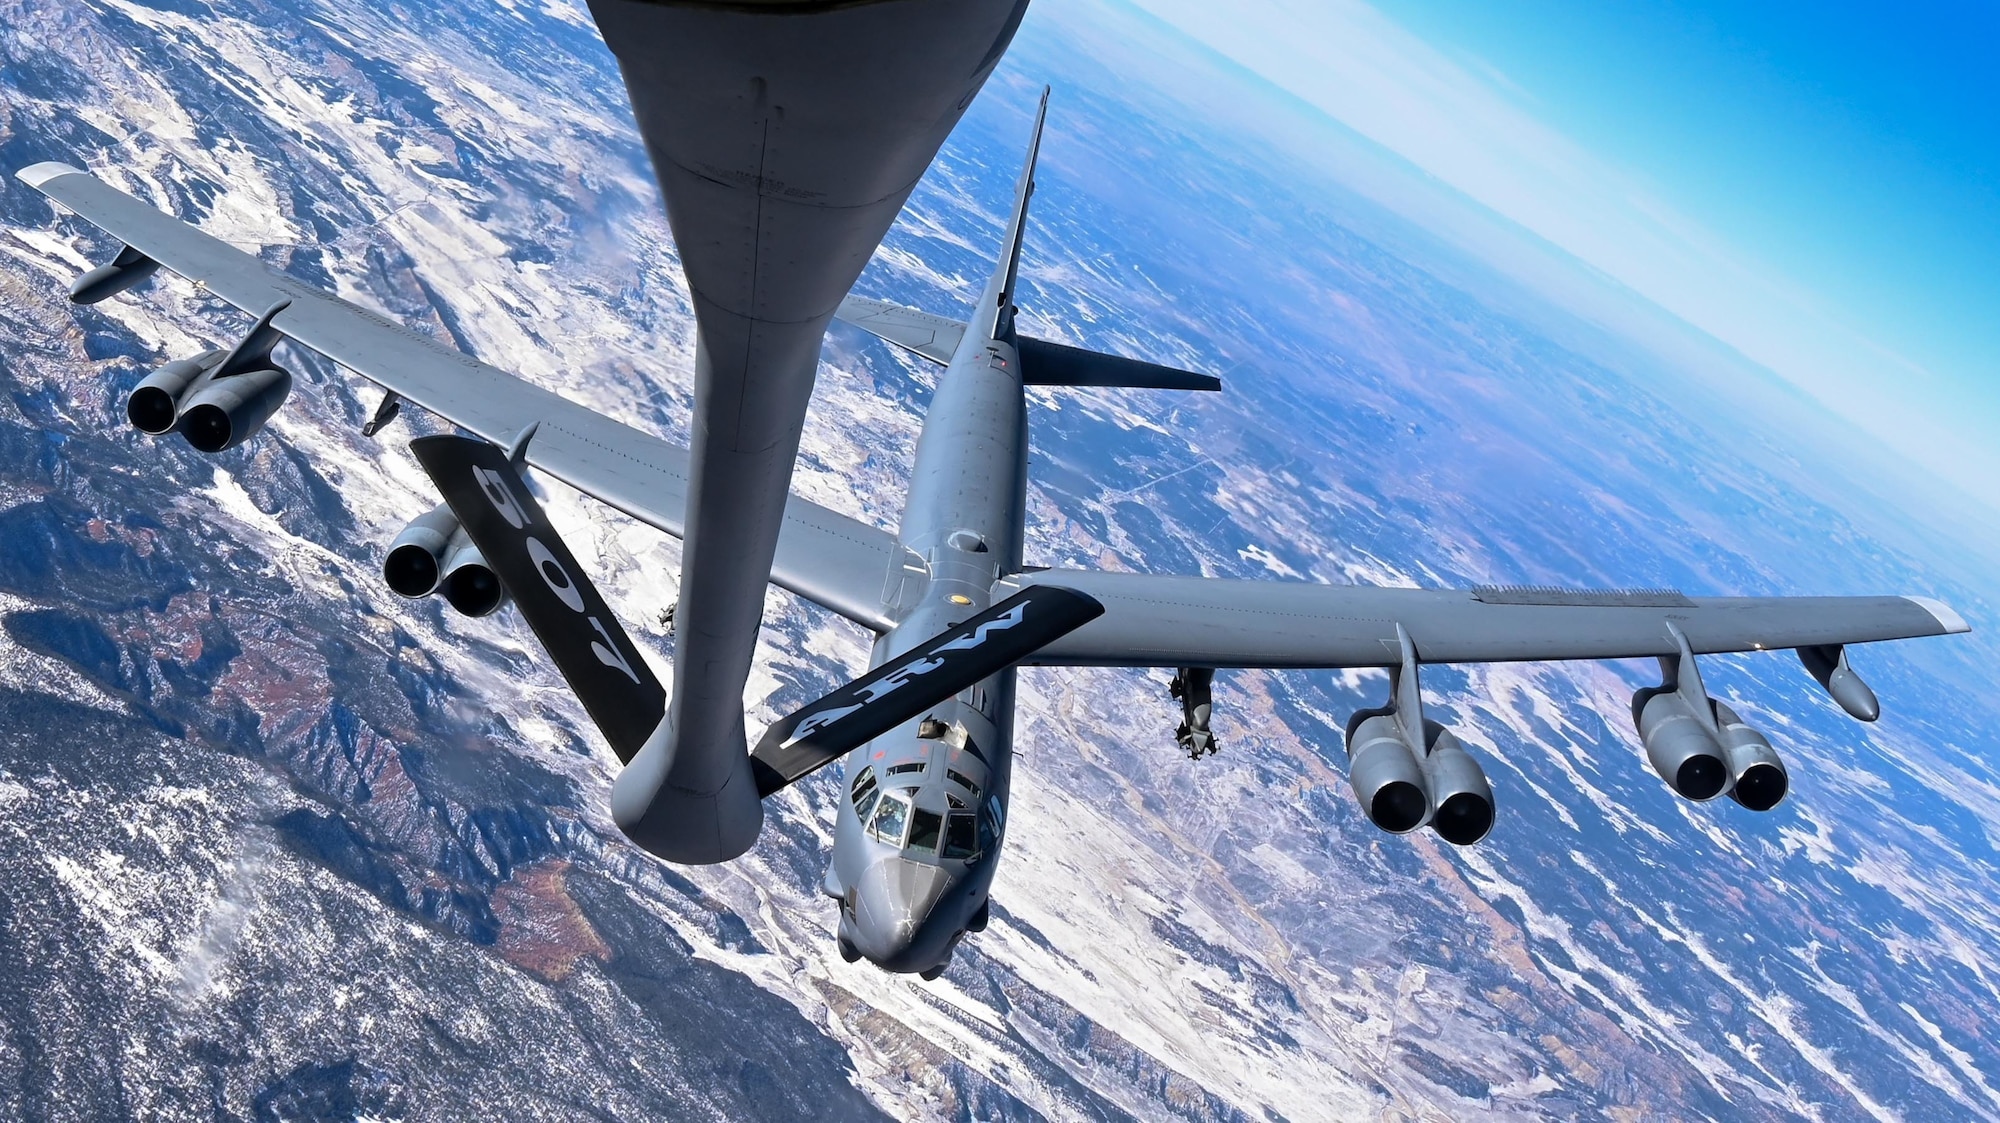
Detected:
[
  {"left": 1000, "top": 569, "right": 1964, "bottom": 668},
  {"left": 20, "top": 162, "right": 899, "bottom": 631}
]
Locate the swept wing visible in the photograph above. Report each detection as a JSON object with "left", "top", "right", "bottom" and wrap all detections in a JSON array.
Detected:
[
  {"left": 1001, "top": 569, "right": 1967, "bottom": 668},
  {"left": 17, "top": 162, "right": 900, "bottom": 631}
]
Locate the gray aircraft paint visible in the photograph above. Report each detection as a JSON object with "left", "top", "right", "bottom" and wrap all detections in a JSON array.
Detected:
[{"left": 584, "top": 0, "right": 1033, "bottom": 864}]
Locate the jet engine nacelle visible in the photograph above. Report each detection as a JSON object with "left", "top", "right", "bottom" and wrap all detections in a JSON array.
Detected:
[
  {"left": 127, "top": 300, "right": 294, "bottom": 452},
  {"left": 438, "top": 531, "right": 506, "bottom": 618},
  {"left": 1344, "top": 712, "right": 1431, "bottom": 833},
  {"left": 1712, "top": 701, "right": 1789, "bottom": 812},
  {"left": 126, "top": 351, "right": 225, "bottom": 435},
  {"left": 1343, "top": 626, "right": 1499, "bottom": 843},
  {"left": 177, "top": 365, "right": 292, "bottom": 453},
  {"left": 1633, "top": 687, "right": 1731, "bottom": 801},
  {"left": 383, "top": 504, "right": 460, "bottom": 598},
  {"left": 1423, "top": 725, "right": 1495, "bottom": 845}
]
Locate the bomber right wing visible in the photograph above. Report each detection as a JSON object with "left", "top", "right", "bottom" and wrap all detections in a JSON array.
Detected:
[
  {"left": 1004, "top": 568, "right": 1966, "bottom": 843},
  {"left": 999, "top": 568, "right": 1968, "bottom": 668},
  {"left": 18, "top": 162, "right": 901, "bottom": 632}
]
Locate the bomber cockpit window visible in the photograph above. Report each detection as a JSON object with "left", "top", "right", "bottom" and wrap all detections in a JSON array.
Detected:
[
  {"left": 885, "top": 761, "right": 926, "bottom": 778},
  {"left": 979, "top": 796, "right": 1004, "bottom": 854},
  {"left": 907, "top": 808, "right": 943, "bottom": 855},
  {"left": 943, "top": 812, "right": 978, "bottom": 860},
  {"left": 869, "top": 791, "right": 910, "bottom": 845},
  {"left": 946, "top": 769, "right": 979, "bottom": 796},
  {"left": 851, "top": 767, "right": 879, "bottom": 822}
]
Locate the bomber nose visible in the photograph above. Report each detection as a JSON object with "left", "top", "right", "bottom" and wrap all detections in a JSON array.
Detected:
[{"left": 851, "top": 857, "right": 950, "bottom": 969}]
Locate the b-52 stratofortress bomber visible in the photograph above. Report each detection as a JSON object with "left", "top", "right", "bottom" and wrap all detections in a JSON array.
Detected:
[{"left": 19, "top": 92, "right": 1969, "bottom": 976}]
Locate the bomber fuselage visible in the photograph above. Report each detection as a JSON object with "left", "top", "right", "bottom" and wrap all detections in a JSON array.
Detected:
[{"left": 827, "top": 302, "right": 1030, "bottom": 973}]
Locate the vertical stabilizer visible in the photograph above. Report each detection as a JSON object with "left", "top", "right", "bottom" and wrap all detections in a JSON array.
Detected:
[{"left": 984, "top": 87, "right": 1050, "bottom": 336}]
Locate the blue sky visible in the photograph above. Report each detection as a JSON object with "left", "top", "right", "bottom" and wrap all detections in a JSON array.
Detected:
[
  {"left": 1385, "top": 0, "right": 2000, "bottom": 393},
  {"left": 1105, "top": 0, "right": 2000, "bottom": 510}
]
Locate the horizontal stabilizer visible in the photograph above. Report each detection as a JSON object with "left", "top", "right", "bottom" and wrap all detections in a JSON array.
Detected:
[
  {"left": 1017, "top": 337, "right": 1220, "bottom": 392},
  {"left": 412, "top": 434, "right": 666, "bottom": 763},
  {"left": 750, "top": 585, "right": 1104, "bottom": 796},
  {"left": 835, "top": 295, "right": 964, "bottom": 365}
]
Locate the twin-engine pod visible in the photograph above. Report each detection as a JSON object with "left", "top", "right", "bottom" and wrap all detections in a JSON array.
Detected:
[
  {"left": 1632, "top": 624, "right": 1789, "bottom": 810},
  {"left": 124, "top": 301, "right": 294, "bottom": 452},
  {"left": 1341, "top": 625, "right": 1496, "bottom": 845},
  {"left": 383, "top": 504, "right": 508, "bottom": 618}
]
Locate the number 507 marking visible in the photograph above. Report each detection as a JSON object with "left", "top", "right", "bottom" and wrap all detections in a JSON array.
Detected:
[{"left": 472, "top": 464, "right": 644, "bottom": 686}]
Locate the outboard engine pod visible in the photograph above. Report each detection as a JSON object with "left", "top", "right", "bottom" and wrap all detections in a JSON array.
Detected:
[
  {"left": 126, "top": 350, "right": 225, "bottom": 435},
  {"left": 1345, "top": 713, "right": 1432, "bottom": 833},
  {"left": 1713, "top": 701, "right": 1789, "bottom": 812},
  {"left": 383, "top": 504, "right": 460, "bottom": 598},
  {"left": 1422, "top": 725, "right": 1495, "bottom": 845},
  {"left": 438, "top": 531, "right": 506, "bottom": 618},
  {"left": 178, "top": 365, "right": 292, "bottom": 453},
  {"left": 1634, "top": 688, "right": 1731, "bottom": 801}
]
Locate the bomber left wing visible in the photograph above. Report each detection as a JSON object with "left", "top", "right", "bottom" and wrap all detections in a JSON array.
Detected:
[{"left": 16, "top": 162, "right": 900, "bottom": 631}]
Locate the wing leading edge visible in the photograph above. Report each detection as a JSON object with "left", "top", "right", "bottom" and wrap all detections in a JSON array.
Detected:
[
  {"left": 1000, "top": 568, "right": 1967, "bottom": 669},
  {"left": 17, "top": 162, "right": 899, "bottom": 631}
]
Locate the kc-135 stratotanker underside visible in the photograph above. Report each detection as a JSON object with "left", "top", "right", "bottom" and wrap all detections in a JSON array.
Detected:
[{"left": 16, "top": 4, "right": 1968, "bottom": 977}]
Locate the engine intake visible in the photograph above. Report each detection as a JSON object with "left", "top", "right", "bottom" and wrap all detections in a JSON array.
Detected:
[
  {"left": 438, "top": 532, "right": 505, "bottom": 618},
  {"left": 383, "top": 507, "right": 506, "bottom": 617},
  {"left": 1423, "top": 725, "right": 1495, "bottom": 845},
  {"left": 126, "top": 351, "right": 225, "bottom": 435}
]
